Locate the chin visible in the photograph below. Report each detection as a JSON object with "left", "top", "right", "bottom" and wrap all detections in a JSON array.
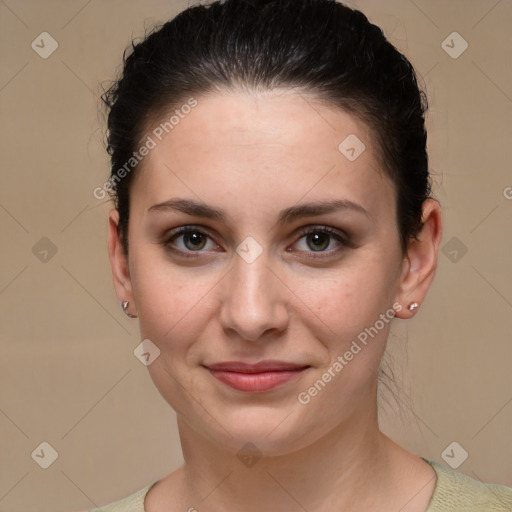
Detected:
[{"left": 202, "top": 406, "right": 317, "bottom": 458}]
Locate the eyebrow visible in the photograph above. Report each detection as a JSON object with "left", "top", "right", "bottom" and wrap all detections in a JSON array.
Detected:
[{"left": 148, "top": 197, "right": 370, "bottom": 224}]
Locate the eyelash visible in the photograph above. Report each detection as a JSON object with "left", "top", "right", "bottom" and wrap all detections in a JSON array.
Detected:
[{"left": 162, "top": 225, "right": 353, "bottom": 259}]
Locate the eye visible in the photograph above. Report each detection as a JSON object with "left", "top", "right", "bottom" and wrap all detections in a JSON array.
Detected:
[
  {"left": 162, "top": 225, "right": 353, "bottom": 259},
  {"left": 163, "top": 226, "right": 219, "bottom": 256},
  {"left": 291, "top": 226, "right": 352, "bottom": 257}
]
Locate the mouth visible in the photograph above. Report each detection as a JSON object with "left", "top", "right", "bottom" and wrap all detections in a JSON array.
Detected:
[{"left": 203, "top": 360, "right": 311, "bottom": 393}]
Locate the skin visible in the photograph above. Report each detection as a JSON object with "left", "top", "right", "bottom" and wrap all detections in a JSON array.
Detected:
[{"left": 108, "top": 88, "right": 443, "bottom": 511}]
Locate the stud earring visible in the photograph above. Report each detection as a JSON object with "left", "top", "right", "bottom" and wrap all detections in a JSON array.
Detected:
[
  {"left": 121, "top": 301, "right": 137, "bottom": 318},
  {"left": 408, "top": 302, "right": 419, "bottom": 311}
]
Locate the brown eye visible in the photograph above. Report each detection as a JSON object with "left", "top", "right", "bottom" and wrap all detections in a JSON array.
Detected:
[
  {"left": 305, "top": 232, "right": 331, "bottom": 251},
  {"left": 291, "top": 226, "right": 352, "bottom": 258},
  {"left": 180, "top": 231, "right": 208, "bottom": 251},
  {"left": 164, "top": 226, "right": 219, "bottom": 256}
]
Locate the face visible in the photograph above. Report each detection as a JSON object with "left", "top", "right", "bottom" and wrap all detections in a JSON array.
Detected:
[{"left": 111, "top": 89, "right": 409, "bottom": 456}]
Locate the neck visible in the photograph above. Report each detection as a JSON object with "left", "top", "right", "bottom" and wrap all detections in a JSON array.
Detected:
[{"left": 176, "top": 391, "right": 393, "bottom": 511}]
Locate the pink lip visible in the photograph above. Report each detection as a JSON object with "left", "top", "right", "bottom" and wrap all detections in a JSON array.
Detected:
[{"left": 205, "top": 360, "right": 310, "bottom": 392}]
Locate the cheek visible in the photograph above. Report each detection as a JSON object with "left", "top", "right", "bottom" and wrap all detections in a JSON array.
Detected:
[
  {"left": 295, "top": 273, "right": 393, "bottom": 406},
  {"left": 293, "top": 262, "right": 392, "bottom": 340},
  {"left": 129, "top": 234, "right": 397, "bottom": 353},
  {"left": 130, "top": 253, "right": 218, "bottom": 351},
  {"left": 130, "top": 258, "right": 214, "bottom": 411}
]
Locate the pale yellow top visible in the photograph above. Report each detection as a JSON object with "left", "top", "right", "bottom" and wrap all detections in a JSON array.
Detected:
[{"left": 84, "top": 459, "right": 512, "bottom": 511}]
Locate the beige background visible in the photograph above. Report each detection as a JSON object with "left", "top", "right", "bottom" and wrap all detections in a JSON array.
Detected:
[{"left": 0, "top": 0, "right": 511, "bottom": 510}]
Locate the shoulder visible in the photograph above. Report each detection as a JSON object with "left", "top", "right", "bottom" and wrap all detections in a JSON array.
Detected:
[
  {"left": 423, "top": 458, "right": 512, "bottom": 512},
  {"left": 83, "top": 481, "right": 157, "bottom": 512}
]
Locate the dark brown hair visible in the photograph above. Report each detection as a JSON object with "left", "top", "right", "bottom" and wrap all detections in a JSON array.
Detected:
[{"left": 102, "top": 0, "right": 434, "bottom": 258}]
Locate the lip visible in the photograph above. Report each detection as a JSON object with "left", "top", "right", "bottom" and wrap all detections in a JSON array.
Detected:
[{"left": 204, "top": 360, "right": 310, "bottom": 392}]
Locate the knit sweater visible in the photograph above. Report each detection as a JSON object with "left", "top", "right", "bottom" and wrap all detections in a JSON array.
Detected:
[{"left": 85, "top": 459, "right": 512, "bottom": 511}]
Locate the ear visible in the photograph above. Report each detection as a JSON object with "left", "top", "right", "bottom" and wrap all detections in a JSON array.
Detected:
[
  {"left": 108, "top": 208, "right": 137, "bottom": 317},
  {"left": 394, "top": 199, "right": 443, "bottom": 319}
]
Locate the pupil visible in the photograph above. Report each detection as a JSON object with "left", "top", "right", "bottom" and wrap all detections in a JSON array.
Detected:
[
  {"left": 186, "top": 232, "right": 205, "bottom": 250},
  {"left": 309, "top": 233, "right": 328, "bottom": 251}
]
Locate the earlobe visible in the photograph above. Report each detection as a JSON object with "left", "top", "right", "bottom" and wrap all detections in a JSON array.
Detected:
[
  {"left": 107, "top": 209, "right": 136, "bottom": 316},
  {"left": 394, "top": 199, "right": 443, "bottom": 319}
]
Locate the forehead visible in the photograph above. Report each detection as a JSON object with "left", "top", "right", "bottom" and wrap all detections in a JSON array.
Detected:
[{"left": 132, "top": 89, "right": 395, "bottom": 222}]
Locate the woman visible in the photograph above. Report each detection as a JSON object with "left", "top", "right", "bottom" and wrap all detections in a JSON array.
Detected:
[{"left": 91, "top": 0, "right": 512, "bottom": 510}]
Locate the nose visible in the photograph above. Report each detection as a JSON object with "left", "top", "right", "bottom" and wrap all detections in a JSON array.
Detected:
[{"left": 218, "top": 249, "right": 289, "bottom": 342}]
